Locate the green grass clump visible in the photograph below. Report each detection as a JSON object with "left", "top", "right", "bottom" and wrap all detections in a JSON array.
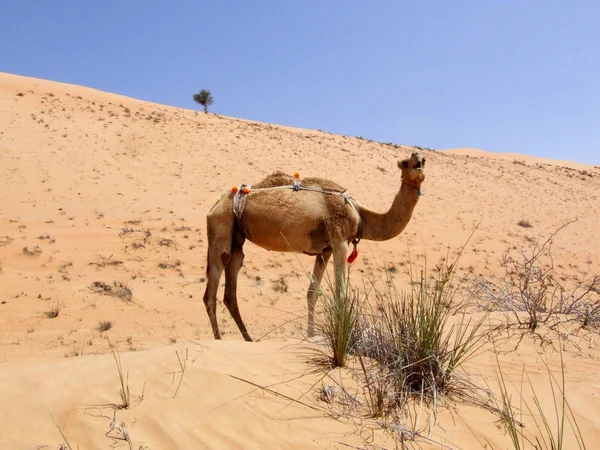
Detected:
[
  {"left": 352, "top": 249, "right": 487, "bottom": 410},
  {"left": 317, "top": 269, "right": 361, "bottom": 367}
]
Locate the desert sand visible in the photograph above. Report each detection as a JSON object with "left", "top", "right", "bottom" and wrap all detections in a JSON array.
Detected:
[{"left": 1, "top": 72, "right": 599, "bottom": 449}]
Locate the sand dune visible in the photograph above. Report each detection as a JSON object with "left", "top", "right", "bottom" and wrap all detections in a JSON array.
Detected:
[
  {"left": 441, "top": 147, "right": 596, "bottom": 170},
  {"left": 1, "top": 72, "right": 600, "bottom": 448}
]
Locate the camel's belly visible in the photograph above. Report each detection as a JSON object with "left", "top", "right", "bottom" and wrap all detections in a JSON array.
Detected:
[
  {"left": 241, "top": 210, "right": 330, "bottom": 254},
  {"left": 239, "top": 190, "right": 357, "bottom": 254}
]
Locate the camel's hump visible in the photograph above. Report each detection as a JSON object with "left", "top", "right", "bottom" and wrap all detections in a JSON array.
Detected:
[{"left": 254, "top": 171, "right": 346, "bottom": 192}]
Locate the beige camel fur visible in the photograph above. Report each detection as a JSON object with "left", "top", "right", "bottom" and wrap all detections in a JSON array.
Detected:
[{"left": 202, "top": 152, "right": 426, "bottom": 341}]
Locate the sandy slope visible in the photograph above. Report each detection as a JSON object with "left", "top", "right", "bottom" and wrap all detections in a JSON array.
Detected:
[
  {"left": 1, "top": 72, "right": 600, "bottom": 448},
  {"left": 440, "top": 147, "right": 596, "bottom": 170}
]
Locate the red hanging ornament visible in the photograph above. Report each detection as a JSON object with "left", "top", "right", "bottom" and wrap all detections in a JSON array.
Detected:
[{"left": 347, "top": 247, "right": 359, "bottom": 264}]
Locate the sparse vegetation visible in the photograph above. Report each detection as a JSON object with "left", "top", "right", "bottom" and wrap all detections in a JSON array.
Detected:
[
  {"left": 193, "top": 89, "right": 214, "bottom": 114},
  {"left": 157, "top": 238, "right": 176, "bottom": 247},
  {"left": 98, "top": 320, "right": 113, "bottom": 332},
  {"left": 58, "top": 261, "right": 73, "bottom": 274},
  {"left": 23, "top": 245, "right": 42, "bottom": 257},
  {"left": 491, "top": 343, "right": 587, "bottom": 449},
  {"left": 108, "top": 339, "right": 130, "bottom": 409},
  {"left": 518, "top": 219, "right": 533, "bottom": 228},
  {"left": 89, "top": 281, "right": 133, "bottom": 302},
  {"left": 88, "top": 255, "right": 123, "bottom": 268},
  {"left": 45, "top": 302, "right": 64, "bottom": 318},
  {"left": 471, "top": 219, "right": 600, "bottom": 332},
  {"left": 120, "top": 227, "right": 152, "bottom": 251},
  {"left": 348, "top": 251, "right": 487, "bottom": 410},
  {"left": 158, "top": 260, "right": 181, "bottom": 270},
  {"left": 271, "top": 276, "right": 289, "bottom": 293},
  {"left": 311, "top": 243, "right": 498, "bottom": 446}
]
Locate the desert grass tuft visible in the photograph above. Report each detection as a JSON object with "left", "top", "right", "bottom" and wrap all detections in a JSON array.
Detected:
[
  {"left": 108, "top": 339, "right": 130, "bottom": 409},
  {"left": 316, "top": 268, "right": 362, "bottom": 367},
  {"left": 350, "top": 245, "right": 488, "bottom": 411},
  {"left": 97, "top": 320, "right": 113, "bottom": 332},
  {"left": 491, "top": 341, "right": 587, "bottom": 449},
  {"left": 490, "top": 351, "right": 526, "bottom": 449},
  {"left": 518, "top": 219, "right": 533, "bottom": 228},
  {"left": 45, "top": 301, "right": 64, "bottom": 318},
  {"left": 358, "top": 354, "right": 390, "bottom": 418}
]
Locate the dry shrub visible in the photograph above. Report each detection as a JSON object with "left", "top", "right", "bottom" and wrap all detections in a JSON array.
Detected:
[
  {"left": 97, "top": 320, "right": 113, "bottom": 332},
  {"left": 90, "top": 281, "right": 133, "bottom": 302},
  {"left": 45, "top": 301, "right": 64, "bottom": 318},
  {"left": 471, "top": 219, "right": 600, "bottom": 331},
  {"left": 518, "top": 219, "right": 533, "bottom": 228},
  {"left": 23, "top": 245, "right": 42, "bottom": 257},
  {"left": 0, "top": 236, "right": 14, "bottom": 247},
  {"left": 271, "top": 276, "right": 289, "bottom": 293}
]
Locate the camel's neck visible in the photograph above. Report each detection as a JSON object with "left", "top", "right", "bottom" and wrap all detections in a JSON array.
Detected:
[{"left": 356, "top": 182, "right": 421, "bottom": 241}]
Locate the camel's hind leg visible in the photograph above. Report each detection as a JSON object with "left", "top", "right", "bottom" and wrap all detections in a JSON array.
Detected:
[
  {"left": 306, "top": 248, "right": 332, "bottom": 338},
  {"left": 202, "top": 211, "right": 233, "bottom": 340},
  {"left": 203, "top": 247, "right": 225, "bottom": 339},
  {"left": 223, "top": 232, "right": 253, "bottom": 342}
]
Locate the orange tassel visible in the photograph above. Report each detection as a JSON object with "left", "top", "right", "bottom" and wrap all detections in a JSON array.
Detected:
[
  {"left": 241, "top": 187, "right": 251, "bottom": 194},
  {"left": 231, "top": 186, "right": 239, "bottom": 193},
  {"left": 293, "top": 171, "right": 300, "bottom": 179},
  {"left": 347, "top": 248, "right": 359, "bottom": 264}
]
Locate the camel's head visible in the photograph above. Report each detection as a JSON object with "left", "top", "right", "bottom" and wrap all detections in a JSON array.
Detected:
[{"left": 398, "top": 152, "right": 426, "bottom": 187}]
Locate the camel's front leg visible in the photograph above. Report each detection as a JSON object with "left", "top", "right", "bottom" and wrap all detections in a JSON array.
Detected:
[
  {"left": 332, "top": 241, "right": 349, "bottom": 304},
  {"left": 306, "top": 248, "right": 332, "bottom": 338}
]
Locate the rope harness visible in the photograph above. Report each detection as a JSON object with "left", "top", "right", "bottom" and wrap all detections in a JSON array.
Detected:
[{"left": 231, "top": 173, "right": 362, "bottom": 263}]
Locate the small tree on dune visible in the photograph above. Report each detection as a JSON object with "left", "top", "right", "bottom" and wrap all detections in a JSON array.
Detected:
[{"left": 193, "top": 89, "right": 214, "bottom": 114}]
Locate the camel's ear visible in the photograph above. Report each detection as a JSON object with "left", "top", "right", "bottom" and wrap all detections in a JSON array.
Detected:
[{"left": 398, "top": 160, "right": 409, "bottom": 170}]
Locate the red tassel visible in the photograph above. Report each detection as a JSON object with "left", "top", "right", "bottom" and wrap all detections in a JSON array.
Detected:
[{"left": 347, "top": 248, "right": 358, "bottom": 264}]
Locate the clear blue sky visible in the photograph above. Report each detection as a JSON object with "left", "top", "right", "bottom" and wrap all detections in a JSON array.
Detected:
[{"left": 1, "top": 1, "right": 598, "bottom": 164}]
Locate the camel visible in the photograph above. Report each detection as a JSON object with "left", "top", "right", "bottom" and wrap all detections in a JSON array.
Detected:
[{"left": 202, "top": 152, "right": 426, "bottom": 341}]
